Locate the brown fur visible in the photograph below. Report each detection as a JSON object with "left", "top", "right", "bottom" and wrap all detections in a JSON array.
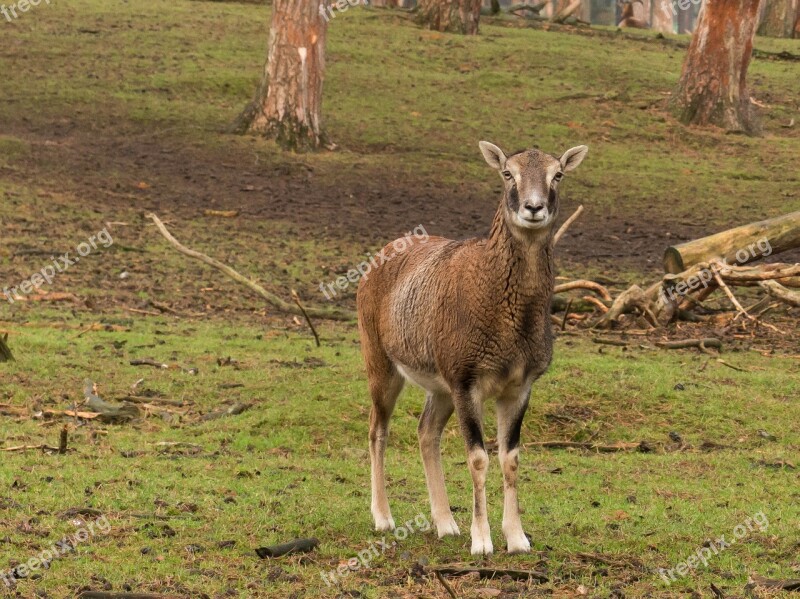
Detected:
[{"left": 357, "top": 142, "right": 587, "bottom": 554}]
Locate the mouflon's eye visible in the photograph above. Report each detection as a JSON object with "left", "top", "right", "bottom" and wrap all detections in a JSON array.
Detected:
[
  {"left": 553, "top": 172, "right": 564, "bottom": 183},
  {"left": 502, "top": 171, "right": 513, "bottom": 181}
]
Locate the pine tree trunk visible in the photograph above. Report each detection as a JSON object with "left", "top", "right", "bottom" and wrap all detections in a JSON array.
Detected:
[
  {"left": 670, "top": 0, "right": 761, "bottom": 135},
  {"left": 233, "top": 0, "right": 328, "bottom": 151},
  {"left": 758, "top": 0, "right": 798, "bottom": 36},
  {"left": 416, "top": 0, "right": 482, "bottom": 34}
]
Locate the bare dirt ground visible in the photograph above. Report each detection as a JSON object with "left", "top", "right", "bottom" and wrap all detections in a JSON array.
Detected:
[{"left": 4, "top": 123, "right": 713, "bottom": 273}]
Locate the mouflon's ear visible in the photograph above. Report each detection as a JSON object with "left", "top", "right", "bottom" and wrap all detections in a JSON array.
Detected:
[
  {"left": 478, "top": 141, "right": 507, "bottom": 170},
  {"left": 560, "top": 145, "right": 588, "bottom": 172}
]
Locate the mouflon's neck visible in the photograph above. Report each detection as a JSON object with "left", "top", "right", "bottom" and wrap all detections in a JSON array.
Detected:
[{"left": 480, "top": 203, "right": 556, "bottom": 322}]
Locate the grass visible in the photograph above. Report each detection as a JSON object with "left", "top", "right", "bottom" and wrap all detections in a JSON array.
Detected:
[
  {"left": 1, "top": 0, "right": 798, "bottom": 222},
  {"left": 0, "top": 0, "right": 799, "bottom": 597},
  {"left": 0, "top": 318, "right": 798, "bottom": 598}
]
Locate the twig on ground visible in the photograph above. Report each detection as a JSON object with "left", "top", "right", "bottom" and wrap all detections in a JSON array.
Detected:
[
  {"left": 124, "top": 307, "right": 163, "bottom": 316},
  {"left": 434, "top": 570, "right": 459, "bottom": 599},
  {"left": 146, "top": 213, "right": 354, "bottom": 321},
  {"left": 554, "top": 279, "right": 612, "bottom": 301},
  {"left": 1, "top": 444, "right": 61, "bottom": 453},
  {"left": 553, "top": 205, "right": 584, "bottom": 245},
  {"left": 154, "top": 442, "right": 203, "bottom": 450},
  {"left": 255, "top": 538, "right": 319, "bottom": 558},
  {"left": 121, "top": 396, "right": 186, "bottom": 407},
  {"left": 561, "top": 299, "right": 573, "bottom": 331},
  {"left": 716, "top": 359, "right": 748, "bottom": 372},
  {"left": 130, "top": 359, "right": 169, "bottom": 369},
  {"left": 525, "top": 440, "right": 651, "bottom": 453},
  {"left": 711, "top": 262, "right": 754, "bottom": 320},
  {"left": 582, "top": 295, "right": 609, "bottom": 313},
  {"left": 291, "top": 289, "right": 320, "bottom": 347},
  {"left": 592, "top": 337, "right": 628, "bottom": 347},
  {"left": 655, "top": 338, "right": 722, "bottom": 351},
  {"left": 78, "top": 593, "right": 177, "bottom": 599},
  {"left": 0, "top": 333, "right": 14, "bottom": 362},
  {"left": 58, "top": 425, "right": 68, "bottom": 455},
  {"left": 431, "top": 566, "right": 548, "bottom": 583}
]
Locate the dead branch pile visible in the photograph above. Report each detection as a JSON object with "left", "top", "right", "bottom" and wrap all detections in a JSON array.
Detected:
[{"left": 552, "top": 209, "right": 800, "bottom": 331}]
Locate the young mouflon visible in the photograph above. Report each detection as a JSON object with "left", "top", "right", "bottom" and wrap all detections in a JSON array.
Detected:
[{"left": 356, "top": 140, "right": 588, "bottom": 555}]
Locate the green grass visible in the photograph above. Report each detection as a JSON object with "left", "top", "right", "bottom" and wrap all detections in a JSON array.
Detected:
[
  {"left": 1, "top": 0, "right": 798, "bottom": 224},
  {"left": 0, "top": 318, "right": 798, "bottom": 597}
]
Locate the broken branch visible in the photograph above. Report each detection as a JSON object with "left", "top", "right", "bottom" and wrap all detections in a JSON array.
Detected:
[
  {"left": 553, "top": 205, "right": 584, "bottom": 245},
  {"left": 146, "top": 213, "right": 355, "bottom": 321}
]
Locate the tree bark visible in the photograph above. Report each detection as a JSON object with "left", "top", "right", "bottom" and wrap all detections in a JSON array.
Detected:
[
  {"left": 670, "top": 0, "right": 762, "bottom": 134},
  {"left": 758, "top": 0, "right": 798, "bottom": 36},
  {"left": 233, "top": 0, "right": 328, "bottom": 150},
  {"left": 417, "top": 0, "right": 482, "bottom": 34}
]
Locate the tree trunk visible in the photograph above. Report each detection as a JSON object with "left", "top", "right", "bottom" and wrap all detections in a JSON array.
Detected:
[
  {"left": 416, "top": 0, "right": 482, "bottom": 34},
  {"left": 233, "top": 0, "right": 328, "bottom": 151},
  {"left": 669, "top": 0, "right": 761, "bottom": 134},
  {"left": 757, "top": 0, "right": 798, "bottom": 36}
]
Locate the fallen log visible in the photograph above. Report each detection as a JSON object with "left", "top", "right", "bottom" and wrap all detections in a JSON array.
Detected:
[
  {"left": 663, "top": 211, "right": 800, "bottom": 274},
  {"left": 759, "top": 280, "right": 800, "bottom": 307}
]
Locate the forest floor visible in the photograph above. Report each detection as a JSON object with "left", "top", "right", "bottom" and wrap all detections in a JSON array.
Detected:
[{"left": 0, "top": 0, "right": 798, "bottom": 598}]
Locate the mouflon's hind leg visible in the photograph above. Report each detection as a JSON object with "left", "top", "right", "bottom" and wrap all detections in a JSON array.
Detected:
[
  {"left": 418, "top": 392, "right": 460, "bottom": 537},
  {"left": 454, "top": 388, "right": 493, "bottom": 555},
  {"left": 368, "top": 365, "right": 404, "bottom": 532},
  {"left": 497, "top": 386, "right": 532, "bottom": 553}
]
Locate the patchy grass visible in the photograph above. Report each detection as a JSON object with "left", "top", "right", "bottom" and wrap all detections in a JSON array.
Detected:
[
  {"left": 1, "top": 0, "right": 798, "bottom": 224},
  {"left": 0, "top": 318, "right": 799, "bottom": 598}
]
